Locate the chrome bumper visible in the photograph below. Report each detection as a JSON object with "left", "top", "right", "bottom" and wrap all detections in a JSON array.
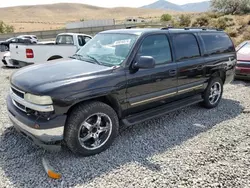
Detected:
[{"left": 8, "top": 111, "right": 64, "bottom": 143}]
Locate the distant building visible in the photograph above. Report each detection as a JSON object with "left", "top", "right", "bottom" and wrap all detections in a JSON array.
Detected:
[
  {"left": 125, "top": 17, "right": 145, "bottom": 24},
  {"left": 66, "top": 19, "right": 115, "bottom": 29}
]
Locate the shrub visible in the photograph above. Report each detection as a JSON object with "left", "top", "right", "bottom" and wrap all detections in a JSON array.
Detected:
[
  {"left": 160, "top": 14, "right": 172, "bottom": 22},
  {"left": 179, "top": 14, "right": 191, "bottom": 27},
  {"left": 225, "top": 28, "right": 238, "bottom": 37},
  {"left": 242, "top": 27, "right": 250, "bottom": 41},
  {"left": 215, "top": 17, "right": 228, "bottom": 29},
  {"left": 0, "top": 21, "right": 14, "bottom": 33},
  {"left": 206, "top": 12, "right": 223, "bottom": 19},
  {"left": 192, "top": 16, "right": 209, "bottom": 27}
]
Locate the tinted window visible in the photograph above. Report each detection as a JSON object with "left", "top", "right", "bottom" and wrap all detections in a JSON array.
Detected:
[
  {"left": 173, "top": 34, "right": 200, "bottom": 61},
  {"left": 201, "top": 33, "right": 234, "bottom": 55},
  {"left": 56, "top": 35, "right": 74, "bottom": 45},
  {"left": 84, "top": 36, "right": 91, "bottom": 43},
  {"left": 138, "top": 34, "right": 172, "bottom": 65}
]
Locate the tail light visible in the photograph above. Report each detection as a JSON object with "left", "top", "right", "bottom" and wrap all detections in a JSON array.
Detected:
[{"left": 26, "top": 49, "right": 34, "bottom": 58}]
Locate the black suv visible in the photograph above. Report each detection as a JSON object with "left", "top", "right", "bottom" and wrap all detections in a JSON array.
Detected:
[{"left": 7, "top": 28, "right": 236, "bottom": 156}]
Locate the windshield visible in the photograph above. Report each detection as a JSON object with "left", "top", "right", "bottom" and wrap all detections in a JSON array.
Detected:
[{"left": 75, "top": 33, "right": 138, "bottom": 66}]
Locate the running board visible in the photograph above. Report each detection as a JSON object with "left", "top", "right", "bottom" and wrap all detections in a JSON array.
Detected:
[{"left": 122, "top": 95, "right": 203, "bottom": 126}]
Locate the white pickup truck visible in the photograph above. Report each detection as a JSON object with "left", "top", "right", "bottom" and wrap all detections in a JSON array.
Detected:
[{"left": 9, "top": 33, "right": 92, "bottom": 67}]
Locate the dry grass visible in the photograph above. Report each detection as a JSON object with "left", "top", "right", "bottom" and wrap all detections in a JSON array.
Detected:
[{"left": 0, "top": 3, "right": 180, "bottom": 32}]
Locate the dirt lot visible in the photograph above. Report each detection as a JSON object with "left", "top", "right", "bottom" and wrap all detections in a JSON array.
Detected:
[{"left": 0, "top": 66, "right": 250, "bottom": 187}]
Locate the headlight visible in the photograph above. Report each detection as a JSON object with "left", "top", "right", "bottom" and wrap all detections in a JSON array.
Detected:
[{"left": 24, "top": 93, "right": 53, "bottom": 105}]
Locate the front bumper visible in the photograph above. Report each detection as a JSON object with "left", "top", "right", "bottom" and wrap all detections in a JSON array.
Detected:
[
  {"left": 235, "top": 66, "right": 250, "bottom": 80},
  {"left": 7, "top": 95, "right": 66, "bottom": 144}
]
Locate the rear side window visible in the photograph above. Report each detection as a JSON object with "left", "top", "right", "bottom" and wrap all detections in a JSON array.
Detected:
[
  {"left": 201, "top": 33, "right": 234, "bottom": 55},
  {"left": 56, "top": 35, "right": 74, "bottom": 45},
  {"left": 138, "top": 34, "right": 172, "bottom": 65},
  {"left": 173, "top": 33, "right": 200, "bottom": 61}
]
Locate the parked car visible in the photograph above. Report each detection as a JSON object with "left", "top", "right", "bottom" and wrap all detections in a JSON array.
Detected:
[
  {"left": 17, "top": 35, "right": 38, "bottom": 44},
  {"left": 2, "top": 41, "right": 55, "bottom": 67},
  {"left": 235, "top": 41, "right": 250, "bottom": 80},
  {"left": 0, "top": 37, "right": 32, "bottom": 52},
  {"left": 7, "top": 28, "right": 236, "bottom": 156},
  {"left": 9, "top": 33, "right": 92, "bottom": 67}
]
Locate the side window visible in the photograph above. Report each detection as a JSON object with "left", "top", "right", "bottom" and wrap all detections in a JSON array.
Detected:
[
  {"left": 173, "top": 34, "right": 200, "bottom": 61},
  {"left": 78, "top": 35, "right": 85, "bottom": 46},
  {"left": 201, "top": 33, "right": 235, "bottom": 55},
  {"left": 84, "top": 36, "right": 91, "bottom": 43},
  {"left": 138, "top": 34, "right": 172, "bottom": 65},
  {"left": 56, "top": 35, "right": 74, "bottom": 45},
  {"left": 78, "top": 36, "right": 91, "bottom": 46}
]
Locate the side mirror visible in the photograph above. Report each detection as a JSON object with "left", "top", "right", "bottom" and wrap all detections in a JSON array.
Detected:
[{"left": 134, "top": 56, "right": 155, "bottom": 69}]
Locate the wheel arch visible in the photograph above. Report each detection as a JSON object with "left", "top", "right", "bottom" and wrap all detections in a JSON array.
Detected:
[
  {"left": 66, "top": 95, "right": 122, "bottom": 119},
  {"left": 47, "top": 55, "right": 63, "bottom": 61},
  {"left": 211, "top": 70, "right": 226, "bottom": 84}
]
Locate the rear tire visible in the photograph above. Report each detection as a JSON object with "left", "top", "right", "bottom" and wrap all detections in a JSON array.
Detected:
[
  {"left": 64, "top": 101, "right": 119, "bottom": 156},
  {"left": 202, "top": 77, "right": 223, "bottom": 109}
]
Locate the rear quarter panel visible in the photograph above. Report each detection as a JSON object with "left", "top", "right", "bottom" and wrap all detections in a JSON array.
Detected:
[{"left": 10, "top": 44, "right": 78, "bottom": 64}]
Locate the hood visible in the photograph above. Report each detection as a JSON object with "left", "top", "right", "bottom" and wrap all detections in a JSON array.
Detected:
[
  {"left": 237, "top": 51, "right": 250, "bottom": 62},
  {"left": 11, "top": 58, "right": 114, "bottom": 94}
]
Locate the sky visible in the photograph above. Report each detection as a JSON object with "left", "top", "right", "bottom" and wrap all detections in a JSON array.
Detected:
[{"left": 0, "top": 0, "right": 207, "bottom": 8}]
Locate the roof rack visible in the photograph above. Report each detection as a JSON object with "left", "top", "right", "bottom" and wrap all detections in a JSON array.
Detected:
[{"left": 161, "top": 27, "right": 223, "bottom": 31}]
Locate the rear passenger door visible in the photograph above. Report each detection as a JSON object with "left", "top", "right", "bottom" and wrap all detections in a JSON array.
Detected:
[{"left": 171, "top": 33, "right": 206, "bottom": 96}]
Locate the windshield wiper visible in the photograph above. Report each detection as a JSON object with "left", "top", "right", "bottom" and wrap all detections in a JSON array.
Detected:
[
  {"left": 86, "top": 55, "right": 102, "bottom": 65},
  {"left": 69, "top": 54, "right": 83, "bottom": 59}
]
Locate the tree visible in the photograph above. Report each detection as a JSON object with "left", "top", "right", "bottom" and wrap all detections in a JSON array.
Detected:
[
  {"left": 179, "top": 14, "right": 191, "bottom": 27},
  {"left": 160, "top": 14, "right": 172, "bottom": 22},
  {"left": 0, "top": 20, "right": 14, "bottom": 33},
  {"left": 211, "top": 0, "right": 250, "bottom": 15}
]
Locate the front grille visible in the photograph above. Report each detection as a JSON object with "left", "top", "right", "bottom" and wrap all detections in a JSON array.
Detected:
[
  {"left": 14, "top": 100, "right": 26, "bottom": 111},
  {"left": 11, "top": 87, "right": 24, "bottom": 98}
]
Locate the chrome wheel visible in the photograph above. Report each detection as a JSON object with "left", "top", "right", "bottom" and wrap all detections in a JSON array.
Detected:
[
  {"left": 78, "top": 113, "right": 112, "bottom": 150},
  {"left": 209, "top": 82, "right": 221, "bottom": 105}
]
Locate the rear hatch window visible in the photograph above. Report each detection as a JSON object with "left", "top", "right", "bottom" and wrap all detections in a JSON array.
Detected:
[{"left": 56, "top": 35, "right": 74, "bottom": 45}]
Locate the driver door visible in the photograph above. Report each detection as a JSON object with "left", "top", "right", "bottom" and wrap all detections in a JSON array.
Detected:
[{"left": 126, "top": 34, "right": 178, "bottom": 114}]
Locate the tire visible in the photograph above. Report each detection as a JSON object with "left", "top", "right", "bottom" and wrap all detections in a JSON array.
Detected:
[
  {"left": 64, "top": 101, "right": 119, "bottom": 156},
  {"left": 202, "top": 77, "right": 223, "bottom": 109}
]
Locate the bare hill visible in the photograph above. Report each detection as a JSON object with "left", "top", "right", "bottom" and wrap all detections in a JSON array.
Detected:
[{"left": 0, "top": 3, "right": 178, "bottom": 32}]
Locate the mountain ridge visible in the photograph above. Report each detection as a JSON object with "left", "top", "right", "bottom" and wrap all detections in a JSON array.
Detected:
[{"left": 142, "top": 0, "right": 211, "bottom": 12}]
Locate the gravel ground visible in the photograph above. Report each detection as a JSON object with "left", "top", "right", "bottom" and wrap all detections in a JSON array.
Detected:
[{"left": 0, "top": 66, "right": 250, "bottom": 188}]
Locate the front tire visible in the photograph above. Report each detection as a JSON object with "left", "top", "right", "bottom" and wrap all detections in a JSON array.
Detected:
[
  {"left": 64, "top": 101, "right": 119, "bottom": 156},
  {"left": 202, "top": 77, "right": 223, "bottom": 109}
]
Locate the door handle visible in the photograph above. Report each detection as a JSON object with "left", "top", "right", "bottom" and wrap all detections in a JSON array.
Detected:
[
  {"left": 196, "top": 65, "right": 203, "bottom": 71},
  {"left": 169, "top": 69, "right": 177, "bottom": 76}
]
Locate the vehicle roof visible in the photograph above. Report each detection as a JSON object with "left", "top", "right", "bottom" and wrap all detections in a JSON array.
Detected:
[
  {"left": 57, "top": 33, "right": 92, "bottom": 37},
  {"left": 100, "top": 28, "right": 225, "bottom": 36}
]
